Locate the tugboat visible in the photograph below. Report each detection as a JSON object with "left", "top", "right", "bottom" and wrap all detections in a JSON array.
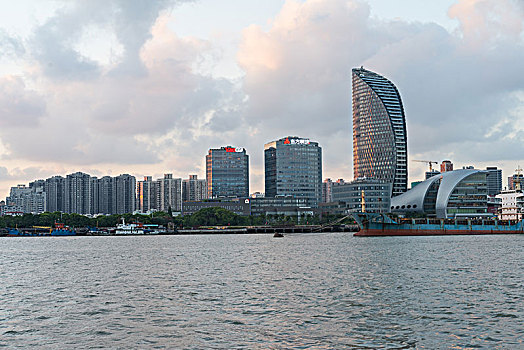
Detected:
[{"left": 51, "top": 223, "right": 76, "bottom": 236}]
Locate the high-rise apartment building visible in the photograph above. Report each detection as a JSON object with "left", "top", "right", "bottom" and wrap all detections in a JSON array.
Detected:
[
  {"left": 137, "top": 176, "right": 157, "bottom": 212},
  {"left": 352, "top": 67, "right": 408, "bottom": 197},
  {"left": 157, "top": 174, "right": 182, "bottom": 212},
  {"left": 264, "top": 136, "right": 322, "bottom": 207},
  {"left": 64, "top": 172, "right": 93, "bottom": 215},
  {"left": 206, "top": 146, "right": 249, "bottom": 198},
  {"left": 112, "top": 174, "right": 136, "bottom": 214},
  {"left": 44, "top": 176, "right": 65, "bottom": 212},
  {"left": 182, "top": 175, "right": 207, "bottom": 202},
  {"left": 98, "top": 176, "right": 113, "bottom": 215},
  {"left": 486, "top": 167, "right": 502, "bottom": 196}
]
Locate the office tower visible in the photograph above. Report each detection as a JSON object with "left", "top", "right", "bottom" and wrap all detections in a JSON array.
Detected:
[
  {"left": 157, "top": 174, "right": 182, "bottom": 212},
  {"left": 64, "top": 172, "right": 93, "bottom": 214},
  {"left": 98, "top": 176, "right": 113, "bottom": 215},
  {"left": 441, "top": 160, "right": 453, "bottom": 173},
  {"left": 45, "top": 176, "right": 65, "bottom": 212},
  {"left": 352, "top": 67, "right": 408, "bottom": 197},
  {"left": 206, "top": 146, "right": 249, "bottom": 198},
  {"left": 112, "top": 174, "right": 136, "bottom": 214},
  {"left": 486, "top": 167, "right": 502, "bottom": 196},
  {"left": 182, "top": 175, "right": 207, "bottom": 202},
  {"left": 137, "top": 176, "right": 157, "bottom": 212},
  {"left": 264, "top": 136, "right": 322, "bottom": 207}
]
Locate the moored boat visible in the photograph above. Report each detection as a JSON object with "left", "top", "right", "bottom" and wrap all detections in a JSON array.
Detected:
[
  {"left": 115, "top": 218, "right": 145, "bottom": 235},
  {"left": 352, "top": 212, "right": 524, "bottom": 236}
]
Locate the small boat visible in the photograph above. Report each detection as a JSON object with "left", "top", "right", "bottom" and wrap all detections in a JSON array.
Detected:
[
  {"left": 273, "top": 232, "right": 284, "bottom": 238},
  {"left": 115, "top": 218, "right": 145, "bottom": 235}
]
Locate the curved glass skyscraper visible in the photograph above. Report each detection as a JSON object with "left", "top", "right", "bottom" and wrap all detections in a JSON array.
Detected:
[{"left": 352, "top": 67, "right": 407, "bottom": 197}]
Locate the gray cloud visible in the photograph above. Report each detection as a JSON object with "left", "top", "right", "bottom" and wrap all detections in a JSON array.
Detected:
[
  {"left": 1, "top": 0, "right": 523, "bottom": 196},
  {"left": 0, "top": 77, "right": 46, "bottom": 127}
]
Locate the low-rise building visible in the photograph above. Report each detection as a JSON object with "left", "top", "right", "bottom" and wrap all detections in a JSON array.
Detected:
[
  {"left": 332, "top": 179, "right": 391, "bottom": 213},
  {"left": 182, "top": 199, "right": 251, "bottom": 216}
]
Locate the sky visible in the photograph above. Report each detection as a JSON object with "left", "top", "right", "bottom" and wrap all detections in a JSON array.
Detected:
[{"left": 0, "top": 0, "right": 523, "bottom": 198}]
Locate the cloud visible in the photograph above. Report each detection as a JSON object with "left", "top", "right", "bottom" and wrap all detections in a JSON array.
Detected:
[
  {"left": 1, "top": 0, "right": 523, "bottom": 197},
  {"left": 237, "top": 0, "right": 524, "bottom": 183},
  {"left": 0, "top": 8, "right": 244, "bottom": 173},
  {"left": 0, "top": 29, "right": 24, "bottom": 59},
  {"left": 0, "top": 76, "right": 46, "bottom": 127}
]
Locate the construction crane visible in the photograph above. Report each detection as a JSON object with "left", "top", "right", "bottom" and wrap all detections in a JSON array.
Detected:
[{"left": 413, "top": 160, "right": 438, "bottom": 172}]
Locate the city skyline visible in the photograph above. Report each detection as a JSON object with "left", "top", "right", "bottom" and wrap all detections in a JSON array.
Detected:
[{"left": 1, "top": 0, "right": 523, "bottom": 198}]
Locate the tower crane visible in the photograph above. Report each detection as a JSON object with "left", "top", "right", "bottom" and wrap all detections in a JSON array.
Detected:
[{"left": 413, "top": 160, "right": 438, "bottom": 172}]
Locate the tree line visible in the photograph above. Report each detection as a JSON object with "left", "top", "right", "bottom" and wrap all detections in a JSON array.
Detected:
[{"left": 0, "top": 207, "right": 350, "bottom": 229}]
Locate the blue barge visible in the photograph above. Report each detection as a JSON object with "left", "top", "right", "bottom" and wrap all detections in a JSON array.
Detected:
[{"left": 352, "top": 213, "right": 524, "bottom": 236}]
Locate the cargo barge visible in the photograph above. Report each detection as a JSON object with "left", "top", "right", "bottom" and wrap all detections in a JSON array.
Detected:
[
  {"left": 5, "top": 223, "right": 76, "bottom": 237},
  {"left": 352, "top": 212, "right": 524, "bottom": 237}
]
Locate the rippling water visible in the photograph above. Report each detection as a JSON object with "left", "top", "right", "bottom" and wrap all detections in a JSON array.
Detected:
[{"left": 0, "top": 233, "right": 522, "bottom": 349}]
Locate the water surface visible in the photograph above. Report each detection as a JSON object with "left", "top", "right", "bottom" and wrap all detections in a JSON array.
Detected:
[{"left": 1, "top": 233, "right": 522, "bottom": 348}]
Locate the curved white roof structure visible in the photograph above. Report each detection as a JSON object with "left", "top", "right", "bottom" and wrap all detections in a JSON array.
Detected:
[{"left": 391, "top": 169, "right": 487, "bottom": 218}]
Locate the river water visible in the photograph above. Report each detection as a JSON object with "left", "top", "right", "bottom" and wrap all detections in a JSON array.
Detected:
[{"left": 0, "top": 233, "right": 522, "bottom": 349}]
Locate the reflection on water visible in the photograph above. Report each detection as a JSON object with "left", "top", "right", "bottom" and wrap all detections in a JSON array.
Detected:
[{"left": 0, "top": 234, "right": 522, "bottom": 348}]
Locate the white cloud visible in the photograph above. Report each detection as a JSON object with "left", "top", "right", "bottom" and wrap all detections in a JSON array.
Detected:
[{"left": 0, "top": 0, "right": 523, "bottom": 197}]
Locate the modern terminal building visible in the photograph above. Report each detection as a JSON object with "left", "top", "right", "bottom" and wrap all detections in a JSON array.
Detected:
[
  {"left": 390, "top": 169, "right": 489, "bottom": 218},
  {"left": 352, "top": 67, "right": 408, "bottom": 196},
  {"left": 264, "top": 136, "right": 322, "bottom": 207},
  {"left": 206, "top": 146, "right": 249, "bottom": 199}
]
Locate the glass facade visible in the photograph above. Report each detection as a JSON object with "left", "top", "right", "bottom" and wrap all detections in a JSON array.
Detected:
[
  {"left": 446, "top": 173, "right": 488, "bottom": 216},
  {"left": 206, "top": 146, "right": 249, "bottom": 198},
  {"left": 331, "top": 180, "right": 391, "bottom": 213},
  {"left": 352, "top": 67, "right": 408, "bottom": 197},
  {"left": 264, "top": 137, "right": 322, "bottom": 207}
]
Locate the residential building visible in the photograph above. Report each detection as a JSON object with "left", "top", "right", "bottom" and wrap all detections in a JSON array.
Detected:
[
  {"left": 157, "top": 174, "right": 182, "bottom": 212},
  {"left": 264, "top": 136, "right": 322, "bottom": 207},
  {"left": 206, "top": 146, "right": 249, "bottom": 198},
  {"left": 44, "top": 176, "right": 65, "bottom": 213},
  {"left": 182, "top": 175, "right": 207, "bottom": 202},
  {"left": 137, "top": 176, "right": 157, "bottom": 213},
  {"left": 64, "top": 172, "right": 93, "bottom": 215},
  {"left": 352, "top": 67, "right": 408, "bottom": 196},
  {"left": 98, "top": 176, "right": 113, "bottom": 215},
  {"left": 113, "top": 174, "right": 136, "bottom": 214}
]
